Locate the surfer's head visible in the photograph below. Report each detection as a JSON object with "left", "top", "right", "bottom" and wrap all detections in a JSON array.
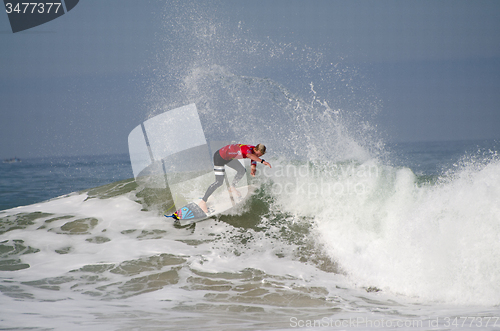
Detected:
[{"left": 254, "top": 144, "right": 266, "bottom": 156}]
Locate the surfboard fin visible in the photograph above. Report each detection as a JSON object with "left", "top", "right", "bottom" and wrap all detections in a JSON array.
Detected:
[{"left": 164, "top": 213, "right": 179, "bottom": 220}]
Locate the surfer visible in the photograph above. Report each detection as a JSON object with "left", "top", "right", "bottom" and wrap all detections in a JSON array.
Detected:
[{"left": 198, "top": 144, "right": 271, "bottom": 213}]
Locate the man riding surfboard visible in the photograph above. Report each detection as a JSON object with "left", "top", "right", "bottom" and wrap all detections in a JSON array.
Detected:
[{"left": 198, "top": 144, "right": 271, "bottom": 213}]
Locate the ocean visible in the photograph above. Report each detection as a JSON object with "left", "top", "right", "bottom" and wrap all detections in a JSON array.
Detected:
[
  {"left": 1, "top": 138, "right": 499, "bottom": 330},
  {"left": 1, "top": 2, "right": 499, "bottom": 327}
]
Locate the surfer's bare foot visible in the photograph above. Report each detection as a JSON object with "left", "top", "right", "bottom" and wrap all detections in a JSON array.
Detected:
[
  {"left": 198, "top": 200, "right": 208, "bottom": 213},
  {"left": 229, "top": 186, "right": 241, "bottom": 198}
]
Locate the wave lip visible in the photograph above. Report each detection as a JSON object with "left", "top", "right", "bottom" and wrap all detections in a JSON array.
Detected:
[{"left": 304, "top": 157, "right": 500, "bottom": 305}]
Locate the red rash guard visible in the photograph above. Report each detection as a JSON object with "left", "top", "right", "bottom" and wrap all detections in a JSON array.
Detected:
[{"left": 219, "top": 144, "right": 257, "bottom": 165}]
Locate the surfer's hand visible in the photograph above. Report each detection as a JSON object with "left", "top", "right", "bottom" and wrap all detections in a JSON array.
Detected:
[
  {"left": 251, "top": 164, "right": 256, "bottom": 177},
  {"left": 262, "top": 161, "right": 271, "bottom": 168}
]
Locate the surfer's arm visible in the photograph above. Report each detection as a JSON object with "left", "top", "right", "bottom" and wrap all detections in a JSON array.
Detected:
[{"left": 246, "top": 154, "right": 271, "bottom": 177}]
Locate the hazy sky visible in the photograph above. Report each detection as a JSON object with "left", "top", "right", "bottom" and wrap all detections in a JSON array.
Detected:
[{"left": 1, "top": 0, "right": 499, "bottom": 158}]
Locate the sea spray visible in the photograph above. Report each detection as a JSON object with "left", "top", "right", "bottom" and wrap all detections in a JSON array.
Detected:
[
  {"left": 276, "top": 155, "right": 500, "bottom": 305},
  {"left": 148, "top": 1, "right": 383, "bottom": 163},
  {"left": 145, "top": 2, "right": 499, "bottom": 304}
]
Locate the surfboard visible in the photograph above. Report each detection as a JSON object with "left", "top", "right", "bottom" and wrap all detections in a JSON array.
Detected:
[
  {"left": 165, "top": 185, "right": 255, "bottom": 226},
  {"left": 168, "top": 202, "right": 209, "bottom": 224}
]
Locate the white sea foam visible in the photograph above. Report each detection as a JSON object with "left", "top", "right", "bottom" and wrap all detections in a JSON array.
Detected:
[{"left": 270, "top": 156, "right": 500, "bottom": 305}]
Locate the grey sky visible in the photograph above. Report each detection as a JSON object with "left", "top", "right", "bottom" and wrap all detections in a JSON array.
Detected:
[{"left": 1, "top": 0, "right": 499, "bottom": 158}]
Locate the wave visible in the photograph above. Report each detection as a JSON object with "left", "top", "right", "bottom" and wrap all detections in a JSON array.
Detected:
[
  {"left": 266, "top": 153, "right": 500, "bottom": 305},
  {"left": 2, "top": 149, "right": 498, "bottom": 307}
]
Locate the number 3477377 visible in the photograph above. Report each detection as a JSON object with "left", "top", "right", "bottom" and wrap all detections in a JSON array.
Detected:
[{"left": 5, "top": 2, "right": 62, "bottom": 14}]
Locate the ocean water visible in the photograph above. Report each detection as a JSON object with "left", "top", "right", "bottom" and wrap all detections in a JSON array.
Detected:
[
  {"left": 0, "top": 154, "right": 133, "bottom": 212},
  {"left": 1, "top": 139, "right": 499, "bottom": 330},
  {"left": 2, "top": 2, "right": 500, "bottom": 329}
]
